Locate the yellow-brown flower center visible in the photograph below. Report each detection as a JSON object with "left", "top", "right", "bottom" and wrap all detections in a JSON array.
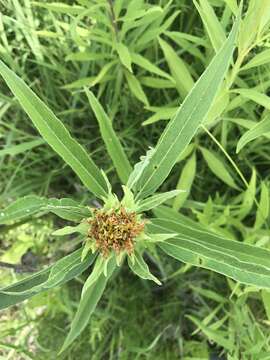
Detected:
[{"left": 88, "top": 207, "right": 145, "bottom": 256}]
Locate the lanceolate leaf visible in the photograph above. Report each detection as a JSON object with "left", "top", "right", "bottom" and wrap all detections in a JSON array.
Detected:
[
  {"left": 137, "top": 190, "right": 182, "bottom": 212},
  {"left": 0, "top": 60, "right": 108, "bottom": 199},
  {"left": 0, "top": 196, "right": 47, "bottom": 224},
  {"left": 60, "top": 257, "right": 116, "bottom": 354},
  {"left": 0, "top": 196, "right": 91, "bottom": 224},
  {"left": 149, "top": 207, "right": 270, "bottom": 288},
  {"left": 200, "top": 147, "right": 239, "bottom": 190},
  {"left": 236, "top": 114, "right": 270, "bottom": 153},
  {"left": 85, "top": 89, "right": 132, "bottom": 184},
  {"left": 0, "top": 249, "right": 95, "bottom": 310},
  {"left": 128, "top": 251, "right": 161, "bottom": 285},
  {"left": 133, "top": 9, "right": 241, "bottom": 199}
]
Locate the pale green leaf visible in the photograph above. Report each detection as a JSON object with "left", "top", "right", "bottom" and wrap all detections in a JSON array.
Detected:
[
  {"left": 137, "top": 190, "right": 183, "bottom": 212},
  {"left": 130, "top": 52, "right": 172, "bottom": 80},
  {"left": 142, "top": 107, "right": 177, "bottom": 126},
  {"left": 237, "top": 115, "right": 270, "bottom": 153},
  {"left": 0, "top": 61, "right": 108, "bottom": 199},
  {"left": 32, "top": 2, "right": 84, "bottom": 14},
  {"left": 115, "top": 42, "right": 132, "bottom": 72},
  {"left": 132, "top": 11, "right": 240, "bottom": 199},
  {"left": 200, "top": 147, "right": 239, "bottom": 189},
  {"left": 254, "top": 182, "right": 269, "bottom": 229},
  {"left": 59, "top": 257, "right": 116, "bottom": 353},
  {"left": 149, "top": 212, "right": 270, "bottom": 289},
  {"left": 0, "top": 196, "right": 90, "bottom": 225},
  {"left": 194, "top": 0, "right": 227, "bottom": 52},
  {"left": 0, "top": 249, "right": 95, "bottom": 310},
  {"left": 158, "top": 37, "right": 194, "bottom": 97},
  {"left": 233, "top": 88, "right": 270, "bottom": 110},
  {"left": 173, "top": 153, "right": 196, "bottom": 211},
  {"left": 85, "top": 89, "right": 132, "bottom": 183},
  {"left": 125, "top": 70, "right": 149, "bottom": 105},
  {"left": 0, "top": 139, "right": 44, "bottom": 157},
  {"left": 128, "top": 251, "right": 161, "bottom": 285},
  {"left": 241, "top": 49, "right": 270, "bottom": 71}
]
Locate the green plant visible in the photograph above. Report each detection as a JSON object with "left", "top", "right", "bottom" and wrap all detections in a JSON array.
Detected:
[{"left": 2, "top": 4, "right": 270, "bottom": 355}]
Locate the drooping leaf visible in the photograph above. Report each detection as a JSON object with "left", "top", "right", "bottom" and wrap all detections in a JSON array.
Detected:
[
  {"left": 0, "top": 138, "right": 44, "bottom": 157},
  {"left": 0, "top": 60, "right": 108, "bottom": 199},
  {"left": 85, "top": 89, "right": 132, "bottom": 184},
  {"left": 59, "top": 257, "right": 116, "bottom": 353},
  {"left": 0, "top": 196, "right": 48, "bottom": 224},
  {"left": 125, "top": 70, "right": 149, "bottom": 105},
  {"left": 130, "top": 52, "right": 172, "bottom": 80},
  {"left": 233, "top": 88, "right": 270, "bottom": 110},
  {"left": 132, "top": 9, "right": 241, "bottom": 199},
  {"left": 128, "top": 251, "right": 161, "bottom": 285},
  {"left": 200, "top": 147, "right": 239, "bottom": 190},
  {"left": 0, "top": 249, "right": 95, "bottom": 310},
  {"left": 241, "top": 49, "right": 270, "bottom": 71},
  {"left": 237, "top": 115, "right": 270, "bottom": 153},
  {"left": 0, "top": 196, "right": 91, "bottom": 224}
]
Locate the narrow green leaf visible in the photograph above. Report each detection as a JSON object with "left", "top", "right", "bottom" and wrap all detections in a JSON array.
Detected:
[
  {"left": 131, "top": 52, "right": 172, "bottom": 80},
  {"left": 0, "top": 60, "right": 108, "bottom": 199},
  {"left": 194, "top": 0, "right": 226, "bottom": 52},
  {"left": 52, "top": 222, "right": 89, "bottom": 236},
  {"left": 241, "top": 49, "right": 270, "bottom": 71},
  {"left": 0, "top": 196, "right": 90, "bottom": 225},
  {"left": 133, "top": 10, "right": 241, "bottom": 199},
  {"left": 85, "top": 89, "right": 132, "bottom": 183},
  {"left": 125, "top": 70, "right": 149, "bottom": 106},
  {"left": 237, "top": 115, "right": 270, "bottom": 153},
  {"left": 158, "top": 37, "right": 194, "bottom": 97},
  {"left": 142, "top": 107, "right": 177, "bottom": 126},
  {"left": 139, "top": 77, "right": 175, "bottom": 89},
  {"left": 149, "top": 215, "right": 270, "bottom": 288},
  {"left": 128, "top": 251, "right": 161, "bottom": 285},
  {"left": 137, "top": 190, "right": 183, "bottom": 212},
  {"left": 0, "top": 249, "right": 95, "bottom": 310},
  {"left": 173, "top": 153, "right": 196, "bottom": 210},
  {"left": 0, "top": 139, "right": 44, "bottom": 157},
  {"left": 223, "top": 0, "right": 238, "bottom": 15},
  {"left": 32, "top": 2, "right": 84, "bottom": 14},
  {"left": 115, "top": 42, "right": 133, "bottom": 72},
  {"left": 65, "top": 52, "right": 112, "bottom": 62},
  {"left": 59, "top": 257, "right": 116, "bottom": 353},
  {"left": 254, "top": 182, "right": 269, "bottom": 229},
  {"left": 238, "top": 169, "right": 256, "bottom": 220},
  {"left": 200, "top": 147, "right": 239, "bottom": 189},
  {"left": 233, "top": 88, "right": 270, "bottom": 110},
  {"left": 0, "top": 196, "right": 47, "bottom": 224}
]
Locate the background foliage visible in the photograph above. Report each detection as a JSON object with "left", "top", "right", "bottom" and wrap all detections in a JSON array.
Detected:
[{"left": 0, "top": 0, "right": 270, "bottom": 358}]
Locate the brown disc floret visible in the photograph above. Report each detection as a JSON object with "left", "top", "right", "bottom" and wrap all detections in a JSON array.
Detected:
[{"left": 88, "top": 207, "right": 145, "bottom": 256}]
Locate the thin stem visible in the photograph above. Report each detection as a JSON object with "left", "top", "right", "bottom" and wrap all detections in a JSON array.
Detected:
[{"left": 107, "top": 0, "right": 119, "bottom": 41}]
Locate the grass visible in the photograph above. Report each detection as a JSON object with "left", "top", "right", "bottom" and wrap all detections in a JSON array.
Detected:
[{"left": 0, "top": 0, "right": 270, "bottom": 358}]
